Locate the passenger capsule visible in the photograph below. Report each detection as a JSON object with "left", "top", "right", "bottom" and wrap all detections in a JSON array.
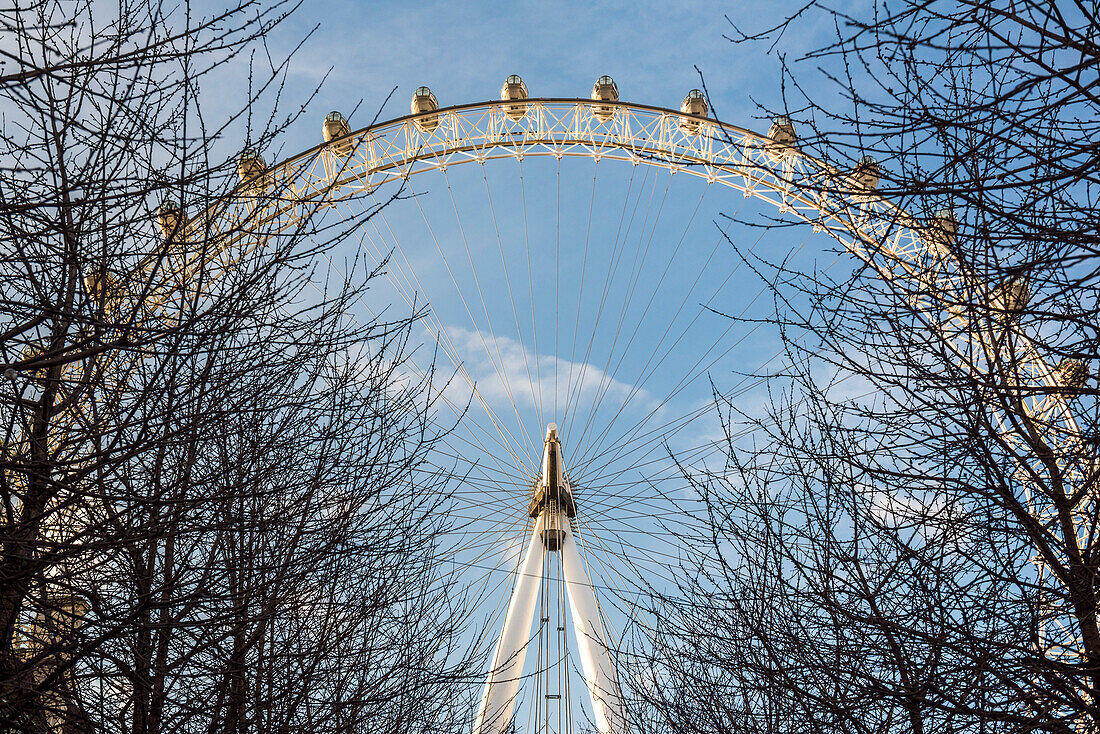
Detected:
[
  {"left": 411, "top": 87, "right": 439, "bottom": 134},
  {"left": 500, "top": 75, "right": 528, "bottom": 121},
  {"left": 322, "top": 111, "right": 352, "bottom": 155},
  {"left": 157, "top": 201, "right": 187, "bottom": 241},
  {"left": 237, "top": 149, "right": 267, "bottom": 192},
  {"left": 767, "top": 115, "right": 797, "bottom": 148},
  {"left": 926, "top": 208, "right": 957, "bottom": 258},
  {"left": 85, "top": 270, "right": 121, "bottom": 314},
  {"left": 991, "top": 274, "right": 1029, "bottom": 321},
  {"left": 679, "top": 89, "right": 708, "bottom": 134},
  {"left": 852, "top": 156, "right": 879, "bottom": 192},
  {"left": 1055, "top": 359, "right": 1089, "bottom": 391},
  {"left": 20, "top": 341, "right": 50, "bottom": 379},
  {"left": 591, "top": 75, "right": 619, "bottom": 121}
]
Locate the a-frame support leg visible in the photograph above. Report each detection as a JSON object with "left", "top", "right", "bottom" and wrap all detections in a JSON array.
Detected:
[
  {"left": 560, "top": 524, "right": 623, "bottom": 734},
  {"left": 474, "top": 514, "right": 547, "bottom": 734}
]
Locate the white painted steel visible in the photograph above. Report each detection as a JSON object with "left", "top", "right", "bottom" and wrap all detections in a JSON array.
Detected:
[
  {"left": 475, "top": 423, "right": 622, "bottom": 734},
  {"left": 542, "top": 423, "right": 563, "bottom": 490},
  {"left": 475, "top": 514, "right": 548, "bottom": 734},
  {"left": 559, "top": 523, "right": 623, "bottom": 734},
  {"left": 190, "top": 97, "right": 1082, "bottom": 473},
  {"left": 180, "top": 95, "right": 1091, "bottom": 714}
]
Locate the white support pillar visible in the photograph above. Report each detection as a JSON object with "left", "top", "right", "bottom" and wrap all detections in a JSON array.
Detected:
[
  {"left": 560, "top": 526, "right": 623, "bottom": 734},
  {"left": 474, "top": 514, "right": 547, "bottom": 734},
  {"left": 475, "top": 424, "right": 625, "bottom": 734}
]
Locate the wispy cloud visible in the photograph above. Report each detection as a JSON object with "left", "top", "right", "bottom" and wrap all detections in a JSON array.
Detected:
[{"left": 439, "top": 325, "right": 650, "bottom": 417}]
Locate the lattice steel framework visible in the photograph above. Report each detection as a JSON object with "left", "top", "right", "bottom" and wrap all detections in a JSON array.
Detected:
[{"left": 166, "top": 96, "right": 1091, "bottom": 725}]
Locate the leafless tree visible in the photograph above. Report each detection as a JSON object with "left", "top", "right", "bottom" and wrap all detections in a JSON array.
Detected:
[
  {"left": 627, "top": 3, "right": 1100, "bottom": 734},
  {"left": 0, "top": 1, "right": 475, "bottom": 732}
]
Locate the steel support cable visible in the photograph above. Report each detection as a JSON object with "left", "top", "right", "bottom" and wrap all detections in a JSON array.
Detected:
[
  {"left": 427, "top": 453, "right": 527, "bottom": 483},
  {"left": 573, "top": 376, "right": 740, "bottom": 488},
  {"left": 571, "top": 174, "right": 717, "bottom": 463},
  {"left": 296, "top": 220, "right": 519, "bottom": 482},
  {"left": 578, "top": 380, "right": 881, "bottom": 515},
  {"left": 578, "top": 488, "right": 709, "bottom": 515},
  {"left": 348, "top": 195, "right": 529, "bottom": 477},
  {"left": 576, "top": 295, "right": 848, "bottom": 493},
  {"left": 576, "top": 229, "right": 832, "bottom": 478},
  {"left": 437, "top": 515, "right": 528, "bottom": 572},
  {"left": 576, "top": 365, "right": 827, "bottom": 497},
  {"left": 577, "top": 411, "right": 725, "bottom": 487},
  {"left": 563, "top": 161, "right": 601, "bottom": 438},
  {"left": 397, "top": 184, "right": 537, "bottom": 472},
  {"left": 562, "top": 183, "right": 710, "bottom": 446},
  {"left": 572, "top": 506, "right": 699, "bottom": 563},
  {"left": 569, "top": 211, "right": 748, "bottom": 470},
  {"left": 336, "top": 195, "right": 532, "bottom": 480},
  {"left": 420, "top": 455, "right": 523, "bottom": 504},
  {"left": 573, "top": 514, "right": 680, "bottom": 609},
  {"left": 438, "top": 513, "right": 535, "bottom": 630},
  {"left": 572, "top": 466, "right": 714, "bottom": 512},
  {"left": 550, "top": 161, "right": 642, "bottom": 470},
  {"left": 556, "top": 160, "right": 561, "bottom": 423},
  {"left": 566, "top": 165, "right": 657, "bottom": 453},
  {"left": 571, "top": 170, "right": 673, "bottom": 456},
  {"left": 481, "top": 166, "right": 543, "bottom": 458},
  {"left": 572, "top": 222, "right": 761, "bottom": 470},
  {"left": 571, "top": 511, "right": 698, "bottom": 548},
  {"left": 440, "top": 167, "right": 539, "bottom": 468},
  {"left": 519, "top": 158, "right": 546, "bottom": 432},
  {"left": 562, "top": 163, "right": 645, "bottom": 444},
  {"left": 440, "top": 165, "right": 539, "bottom": 459},
  {"left": 575, "top": 365, "right": 861, "bottom": 507},
  {"left": 580, "top": 449, "right": 718, "bottom": 488},
  {"left": 577, "top": 492, "right": 708, "bottom": 525}
]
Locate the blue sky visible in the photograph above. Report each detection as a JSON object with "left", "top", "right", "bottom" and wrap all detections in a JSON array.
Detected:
[
  {"left": 204, "top": 0, "right": 873, "bottom": 729},
  {"left": 259, "top": 0, "right": 864, "bottom": 155}
]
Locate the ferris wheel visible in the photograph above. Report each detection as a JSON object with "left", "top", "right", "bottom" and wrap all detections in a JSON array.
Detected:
[{"left": 160, "top": 73, "right": 1090, "bottom": 734}]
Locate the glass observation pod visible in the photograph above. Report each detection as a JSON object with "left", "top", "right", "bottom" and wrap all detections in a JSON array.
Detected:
[
  {"left": 411, "top": 87, "right": 439, "bottom": 134},
  {"left": 591, "top": 75, "right": 619, "bottom": 121},
  {"left": 1056, "top": 358, "right": 1090, "bottom": 391},
  {"left": 322, "top": 111, "right": 353, "bottom": 156},
  {"left": 767, "top": 115, "right": 797, "bottom": 150},
  {"left": 991, "top": 273, "right": 1029, "bottom": 322},
  {"left": 852, "top": 156, "right": 880, "bottom": 192},
  {"left": 85, "top": 269, "right": 121, "bottom": 314},
  {"left": 926, "top": 207, "right": 958, "bottom": 259},
  {"left": 500, "top": 75, "right": 529, "bottom": 121},
  {"left": 679, "top": 89, "right": 708, "bottom": 135},
  {"left": 156, "top": 201, "right": 187, "bottom": 241},
  {"left": 237, "top": 149, "right": 268, "bottom": 193}
]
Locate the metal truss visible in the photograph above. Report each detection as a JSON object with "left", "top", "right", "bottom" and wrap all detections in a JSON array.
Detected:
[
  {"left": 173, "top": 96, "right": 1091, "bottom": 714},
  {"left": 188, "top": 97, "right": 1083, "bottom": 467}
]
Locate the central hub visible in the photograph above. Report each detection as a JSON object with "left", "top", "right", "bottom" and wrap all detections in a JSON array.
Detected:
[{"left": 528, "top": 423, "right": 577, "bottom": 551}]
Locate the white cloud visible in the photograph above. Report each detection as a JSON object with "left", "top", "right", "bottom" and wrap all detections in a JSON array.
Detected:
[{"left": 438, "top": 325, "right": 651, "bottom": 418}]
